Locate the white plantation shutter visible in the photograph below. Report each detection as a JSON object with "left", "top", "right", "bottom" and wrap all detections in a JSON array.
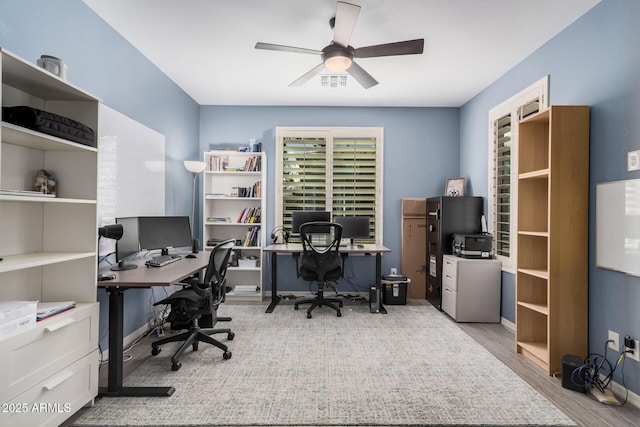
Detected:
[
  {"left": 281, "top": 136, "right": 328, "bottom": 231},
  {"left": 488, "top": 76, "right": 548, "bottom": 270},
  {"left": 276, "top": 128, "right": 383, "bottom": 244},
  {"left": 493, "top": 113, "right": 512, "bottom": 258},
  {"left": 332, "top": 137, "right": 377, "bottom": 243}
]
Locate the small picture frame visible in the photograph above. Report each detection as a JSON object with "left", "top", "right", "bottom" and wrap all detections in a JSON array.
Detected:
[{"left": 445, "top": 177, "right": 466, "bottom": 197}]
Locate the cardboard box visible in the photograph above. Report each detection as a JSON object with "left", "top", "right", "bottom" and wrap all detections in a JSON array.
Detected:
[{"left": 401, "top": 198, "right": 427, "bottom": 299}]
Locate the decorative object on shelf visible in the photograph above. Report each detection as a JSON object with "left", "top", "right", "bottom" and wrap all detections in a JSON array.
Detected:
[
  {"left": 34, "top": 169, "right": 56, "bottom": 195},
  {"left": 36, "top": 54, "right": 67, "bottom": 80},
  {"left": 444, "top": 177, "right": 465, "bottom": 197},
  {"left": 184, "top": 160, "right": 207, "bottom": 240}
]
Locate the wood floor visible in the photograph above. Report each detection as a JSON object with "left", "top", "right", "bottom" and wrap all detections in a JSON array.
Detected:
[{"left": 65, "top": 300, "right": 640, "bottom": 427}]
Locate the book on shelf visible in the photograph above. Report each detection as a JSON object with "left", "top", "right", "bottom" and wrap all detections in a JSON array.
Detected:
[
  {"left": 208, "top": 155, "right": 229, "bottom": 172},
  {"left": 206, "top": 217, "right": 231, "bottom": 223},
  {"left": 36, "top": 301, "right": 75, "bottom": 321},
  {"left": 233, "top": 181, "right": 261, "bottom": 198}
]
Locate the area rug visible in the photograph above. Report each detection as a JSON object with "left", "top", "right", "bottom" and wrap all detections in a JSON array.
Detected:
[{"left": 74, "top": 303, "right": 576, "bottom": 426}]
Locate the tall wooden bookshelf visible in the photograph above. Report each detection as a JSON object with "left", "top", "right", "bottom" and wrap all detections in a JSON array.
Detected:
[
  {"left": 0, "top": 49, "right": 100, "bottom": 426},
  {"left": 202, "top": 150, "right": 265, "bottom": 302},
  {"left": 516, "top": 105, "right": 590, "bottom": 375}
]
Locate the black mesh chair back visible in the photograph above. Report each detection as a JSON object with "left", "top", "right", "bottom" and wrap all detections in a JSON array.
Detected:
[{"left": 295, "top": 222, "right": 344, "bottom": 318}]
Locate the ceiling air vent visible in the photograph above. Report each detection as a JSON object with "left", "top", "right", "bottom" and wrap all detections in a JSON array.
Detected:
[{"left": 321, "top": 75, "right": 348, "bottom": 88}]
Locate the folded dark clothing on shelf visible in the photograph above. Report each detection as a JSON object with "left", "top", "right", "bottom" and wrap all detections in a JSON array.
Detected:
[{"left": 3, "top": 105, "right": 96, "bottom": 147}]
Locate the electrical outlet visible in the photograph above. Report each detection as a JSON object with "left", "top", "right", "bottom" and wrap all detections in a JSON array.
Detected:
[
  {"left": 608, "top": 330, "right": 620, "bottom": 351},
  {"left": 624, "top": 336, "right": 640, "bottom": 362},
  {"left": 628, "top": 150, "right": 640, "bottom": 171},
  {"left": 390, "top": 267, "right": 398, "bottom": 275}
]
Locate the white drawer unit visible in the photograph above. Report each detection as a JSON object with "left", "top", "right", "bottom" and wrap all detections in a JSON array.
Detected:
[{"left": 441, "top": 255, "right": 501, "bottom": 322}]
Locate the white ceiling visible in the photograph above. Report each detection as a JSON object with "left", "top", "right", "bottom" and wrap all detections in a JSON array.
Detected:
[{"left": 83, "top": 0, "right": 600, "bottom": 107}]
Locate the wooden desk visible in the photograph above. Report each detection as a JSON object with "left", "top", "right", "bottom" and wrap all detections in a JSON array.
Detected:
[
  {"left": 263, "top": 243, "right": 390, "bottom": 313},
  {"left": 97, "top": 251, "right": 210, "bottom": 397}
]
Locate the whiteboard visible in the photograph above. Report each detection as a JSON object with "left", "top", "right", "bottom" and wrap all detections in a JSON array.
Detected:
[
  {"left": 596, "top": 179, "right": 640, "bottom": 276},
  {"left": 97, "top": 104, "right": 165, "bottom": 255}
]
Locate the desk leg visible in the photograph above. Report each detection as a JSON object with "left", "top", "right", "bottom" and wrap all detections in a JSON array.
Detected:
[
  {"left": 99, "top": 288, "right": 175, "bottom": 397},
  {"left": 265, "top": 252, "right": 281, "bottom": 313},
  {"left": 376, "top": 252, "right": 387, "bottom": 314}
]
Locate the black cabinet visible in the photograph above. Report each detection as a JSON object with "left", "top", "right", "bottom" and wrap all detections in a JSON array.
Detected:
[{"left": 426, "top": 196, "right": 483, "bottom": 310}]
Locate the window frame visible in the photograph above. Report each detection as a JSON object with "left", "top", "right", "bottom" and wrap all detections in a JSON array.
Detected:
[
  {"left": 275, "top": 126, "right": 384, "bottom": 244},
  {"left": 487, "top": 76, "right": 549, "bottom": 272}
]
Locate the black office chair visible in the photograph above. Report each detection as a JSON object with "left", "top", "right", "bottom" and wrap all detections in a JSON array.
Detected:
[
  {"left": 151, "top": 239, "right": 235, "bottom": 371},
  {"left": 294, "top": 221, "right": 344, "bottom": 318}
]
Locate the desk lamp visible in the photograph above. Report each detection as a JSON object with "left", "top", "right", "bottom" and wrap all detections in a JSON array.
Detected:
[
  {"left": 184, "top": 160, "right": 207, "bottom": 255},
  {"left": 98, "top": 224, "right": 124, "bottom": 281}
]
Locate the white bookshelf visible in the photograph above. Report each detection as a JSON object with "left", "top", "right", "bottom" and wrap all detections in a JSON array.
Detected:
[
  {"left": 203, "top": 151, "right": 265, "bottom": 302},
  {"left": 0, "top": 49, "right": 100, "bottom": 426}
]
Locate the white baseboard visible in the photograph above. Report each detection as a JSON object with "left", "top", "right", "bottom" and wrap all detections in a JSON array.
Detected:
[
  {"left": 608, "top": 377, "right": 640, "bottom": 408},
  {"left": 501, "top": 317, "right": 515, "bottom": 332}
]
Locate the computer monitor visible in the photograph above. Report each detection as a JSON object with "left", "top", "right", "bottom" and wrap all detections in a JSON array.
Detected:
[
  {"left": 137, "top": 216, "right": 193, "bottom": 255},
  {"left": 290, "top": 210, "right": 331, "bottom": 234},
  {"left": 334, "top": 215, "right": 370, "bottom": 246},
  {"left": 113, "top": 217, "right": 140, "bottom": 271}
]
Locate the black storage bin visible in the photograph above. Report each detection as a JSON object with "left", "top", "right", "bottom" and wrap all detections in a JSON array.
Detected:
[{"left": 381, "top": 274, "right": 410, "bottom": 305}]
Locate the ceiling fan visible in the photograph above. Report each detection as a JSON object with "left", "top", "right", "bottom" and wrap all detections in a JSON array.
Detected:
[{"left": 255, "top": 1, "right": 424, "bottom": 89}]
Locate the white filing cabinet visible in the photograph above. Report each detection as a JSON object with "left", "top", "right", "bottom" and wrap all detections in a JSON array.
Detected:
[{"left": 441, "top": 255, "right": 501, "bottom": 322}]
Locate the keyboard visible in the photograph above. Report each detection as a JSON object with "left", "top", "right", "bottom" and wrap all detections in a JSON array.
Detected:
[{"left": 145, "top": 254, "right": 182, "bottom": 267}]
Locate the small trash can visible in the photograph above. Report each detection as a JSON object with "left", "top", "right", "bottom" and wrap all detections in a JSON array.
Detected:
[{"left": 381, "top": 274, "right": 410, "bottom": 305}]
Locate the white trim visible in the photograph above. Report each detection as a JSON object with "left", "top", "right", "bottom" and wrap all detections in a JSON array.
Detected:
[
  {"left": 275, "top": 126, "right": 384, "bottom": 244},
  {"left": 487, "top": 76, "right": 549, "bottom": 271}
]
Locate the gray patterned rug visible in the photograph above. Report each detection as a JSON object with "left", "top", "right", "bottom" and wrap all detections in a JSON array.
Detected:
[{"left": 74, "top": 303, "right": 576, "bottom": 426}]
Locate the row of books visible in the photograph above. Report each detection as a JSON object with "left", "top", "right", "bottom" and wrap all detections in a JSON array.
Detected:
[
  {"left": 242, "top": 226, "right": 261, "bottom": 247},
  {"left": 231, "top": 181, "right": 261, "bottom": 198},
  {"left": 208, "top": 155, "right": 262, "bottom": 172},
  {"left": 237, "top": 206, "right": 261, "bottom": 224},
  {"left": 242, "top": 156, "right": 261, "bottom": 172}
]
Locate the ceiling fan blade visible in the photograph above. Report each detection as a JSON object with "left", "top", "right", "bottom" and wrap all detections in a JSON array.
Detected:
[
  {"left": 333, "top": 1, "right": 361, "bottom": 47},
  {"left": 289, "top": 63, "right": 326, "bottom": 87},
  {"left": 355, "top": 39, "right": 425, "bottom": 58},
  {"left": 255, "top": 42, "right": 321, "bottom": 55},
  {"left": 346, "top": 61, "right": 378, "bottom": 89}
]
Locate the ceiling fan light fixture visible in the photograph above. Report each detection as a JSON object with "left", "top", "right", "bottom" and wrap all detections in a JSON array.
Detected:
[
  {"left": 322, "top": 44, "right": 354, "bottom": 71},
  {"left": 324, "top": 54, "right": 352, "bottom": 71}
]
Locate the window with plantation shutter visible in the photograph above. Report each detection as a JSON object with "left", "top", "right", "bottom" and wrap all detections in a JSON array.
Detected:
[
  {"left": 276, "top": 127, "right": 383, "bottom": 244},
  {"left": 488, "top": 76, "right": 548, "bottom": 271}
]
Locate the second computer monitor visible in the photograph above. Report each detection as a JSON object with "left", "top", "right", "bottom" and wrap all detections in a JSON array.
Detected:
[
  {"left": 138, "top": 216, "right": 193, "bottom": 255},
  {"left": 290, "top": 210, "right": 331, "bottom": 234},
  {"left": 334, "top": 215, "right": 370, "bottom": 246}
]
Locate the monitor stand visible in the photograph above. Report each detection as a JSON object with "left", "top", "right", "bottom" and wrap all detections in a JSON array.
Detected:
[{"left": 111, "top": 260, "right": 138, "bottom": 271}]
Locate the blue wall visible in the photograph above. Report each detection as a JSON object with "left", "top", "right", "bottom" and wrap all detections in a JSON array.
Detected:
[
  {"left": 461, "top": 0, "right": 640, "bottom": 393},
  {"left": 200, "top": 106, "right": 460, "bottom": 290}
]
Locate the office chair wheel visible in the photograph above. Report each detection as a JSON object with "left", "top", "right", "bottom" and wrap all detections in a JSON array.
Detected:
[
  {"left": 337, "top": 311, "right": 342, "bottom": 317},
  {"left": 307, "top": 312, "right": 312, "bottom": 319},
  {"left": 151, "top": 346, "right": 161, "bottom": 356},
  {"left": 294, "top": 305, "right": 299, "bottom": 310},
  {"left": 339, "top": 301, "right": 344, "bottom": 307},
  {"left": 171, "top": 361, "right": 182, "bottom": 371},
  {"left": 223, "top": 351, "right": 232, "bottom": 360},
  {"left": 227, "top": 332, "right": 235, "bottom": 340},
  {"left": 193, "top": 342, "right": 199, "bottom": 351}
]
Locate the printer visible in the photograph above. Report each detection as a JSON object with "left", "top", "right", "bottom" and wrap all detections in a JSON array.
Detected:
[{"left": 452, "top": 233, "right": 493, "bottom": 258}]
